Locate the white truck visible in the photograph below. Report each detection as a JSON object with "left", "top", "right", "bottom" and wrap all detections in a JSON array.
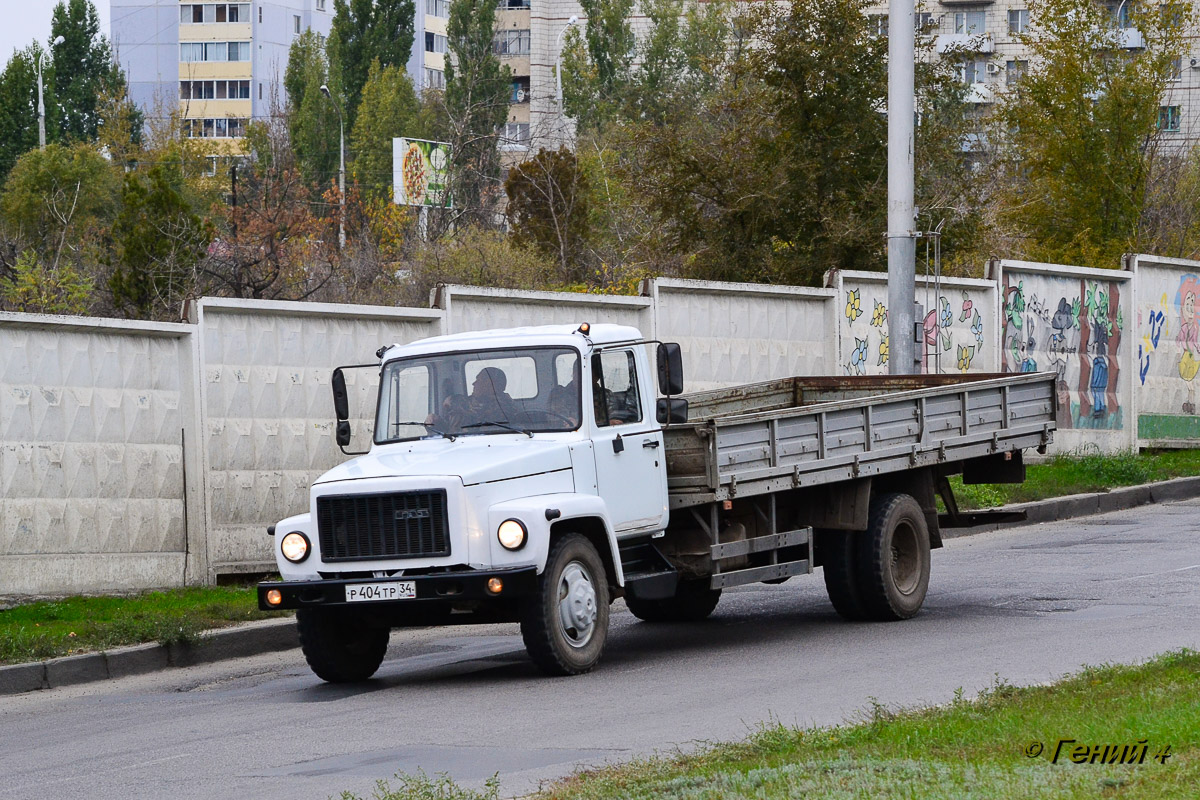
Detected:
[{"left": 258, "top": 323, "right": 1056, "bottom": 682}]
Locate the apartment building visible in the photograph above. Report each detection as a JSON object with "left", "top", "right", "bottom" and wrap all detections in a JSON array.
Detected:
[
  {"left": 411, "top": 0, "right": 450, "bottom": 92},
  {"left": 863, "top": 1, "right": 1200, "bottom": 145},
  {"left": 111, "top": 0, "right": 333, "bottom": 151}
]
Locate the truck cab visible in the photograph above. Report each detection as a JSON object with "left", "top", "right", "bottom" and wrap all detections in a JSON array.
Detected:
[{"left": 260, "top": 323, "right": 684, "bottom": 680}]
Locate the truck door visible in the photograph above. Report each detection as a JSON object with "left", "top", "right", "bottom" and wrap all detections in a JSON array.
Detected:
[{"left": 590, "top": 348, "right": 668, "bottom": 532}]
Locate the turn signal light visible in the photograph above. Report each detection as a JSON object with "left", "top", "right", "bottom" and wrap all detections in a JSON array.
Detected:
[
  {"left": 266, "top": 589, "right": 283, "bottom": 606},
  {"left": 486, "top": 577, "right": 504, "bottom": 594}
]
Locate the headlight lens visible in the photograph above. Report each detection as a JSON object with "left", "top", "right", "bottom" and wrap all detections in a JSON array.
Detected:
[
  {"left": 497, "top": 519, "right": 527, "bottom": 551},
  {"left": 280, "top": 532, "right": 310, "bottom": 563}
]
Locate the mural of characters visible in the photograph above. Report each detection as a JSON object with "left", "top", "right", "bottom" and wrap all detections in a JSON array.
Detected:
[
  {"left": 1176, "top": 274, "right": 1200, "bottom": 413},
  {"left": 1049, "top": 297, "right": 1076, "bottom": 413},
  {"left": 1078, "top": 280, "right": 1123, "bottom": 429},
  {"left": 1090, "top": 317, "right": 1110, "bottom": 417},
  {"left": 1002, "top": 281, "right": 1037, "bottom": 373}
]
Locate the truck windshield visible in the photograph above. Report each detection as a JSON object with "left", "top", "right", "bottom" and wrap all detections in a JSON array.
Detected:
[{"left": 375, "top": 346, "right": 583, "bottom": 443}]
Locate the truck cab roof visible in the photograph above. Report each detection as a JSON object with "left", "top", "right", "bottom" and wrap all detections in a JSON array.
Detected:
[{"left": 381, "top": 323, "right": 645, "bottom": 360}]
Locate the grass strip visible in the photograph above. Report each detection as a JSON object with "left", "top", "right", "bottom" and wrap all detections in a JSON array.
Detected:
[
  {"left": 952, "top": 449, "right": 1200, "bottom": 510},
  {"left": 0, "top": 586, "right": 289, "bottom": 665},
  {"left": 337, "top": 651, "right": 1199, "bottom": 799}
]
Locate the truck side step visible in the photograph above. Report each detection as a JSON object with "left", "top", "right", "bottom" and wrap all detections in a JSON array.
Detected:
[
  {"left": 711, "top": 527, "right": 811, "bottom": 561},
  {"left": 620, "top": 539, "right": 681, "bottom": 600},
  {"left": 710, "top": 558, "right": 812, "bottom": 590}
]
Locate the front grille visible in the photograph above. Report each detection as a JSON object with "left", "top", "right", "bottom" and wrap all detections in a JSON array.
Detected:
[{"left": 316, "top": 490, "right": 450, "bottom": 562}]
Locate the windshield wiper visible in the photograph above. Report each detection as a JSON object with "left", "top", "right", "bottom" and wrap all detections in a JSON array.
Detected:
[
  {"left": 461, "top": 420, "right": 534, "bottom": 437},
  {"left": 391, "top": 421, "right": 456, "bottom": 441}
]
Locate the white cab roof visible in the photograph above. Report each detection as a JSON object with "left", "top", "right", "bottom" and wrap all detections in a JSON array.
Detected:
[{"left": 382, "top": 323, "right": 645, "bottom": 360}]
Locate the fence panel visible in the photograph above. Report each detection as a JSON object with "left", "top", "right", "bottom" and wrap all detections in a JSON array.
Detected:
[
  {"left": 1132, "top": 254, "right": 1200, "bottom": 446},
  {"left": 0, "top": 314, "right": 203, "bottom": 595},
  {"left": 435, "top": 285, "right": 653, "bottom": 336},
  {"left": 649, "top": 278, "right": 836, "bottom": 391},
  {"left": 193, "top": 299, "right": 444, "bottom": 575},
  {"left": 996, "top": 260, "right": 1136, "bottom": 453}
]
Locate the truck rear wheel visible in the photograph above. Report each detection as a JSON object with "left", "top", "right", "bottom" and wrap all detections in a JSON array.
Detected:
[
  {"left": 296, "top": 608, "right": 390, "bottom": 683},
  {"left": 625, "top": 580, "right": 721, "bottom": 623},
  {"left": 820, "top": 530, "right": 869, "bottom": 621},
  {"left": 856, "top": 492, "right": 931, "bottom": 621},
  {"left": 521, "top": 533, "right": 610, "bottom": 676}
]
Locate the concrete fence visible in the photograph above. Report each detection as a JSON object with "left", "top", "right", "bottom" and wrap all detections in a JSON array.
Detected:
[{"left": 5, "top": 257, "right": 1200, "bottom": 595}]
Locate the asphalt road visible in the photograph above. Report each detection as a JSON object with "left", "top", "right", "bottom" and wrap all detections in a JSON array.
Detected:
[{"left": 3, "top": 500, "right": 1199, "bottom": 800}]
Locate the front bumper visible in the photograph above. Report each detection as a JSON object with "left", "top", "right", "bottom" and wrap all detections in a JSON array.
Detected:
[{"left": 257, "top": 567, "right": 539, "bottom": 610}]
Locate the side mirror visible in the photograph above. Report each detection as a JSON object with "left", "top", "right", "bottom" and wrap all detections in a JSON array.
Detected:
[
  {"left": 332, "top": 367, "right": 350, "bottom": 421},
  {"left": 657, "top": 342, "right": 684, "bottom": 396},
  {"left": 656, "top": 397, "right": 689, "bottom": 425}
]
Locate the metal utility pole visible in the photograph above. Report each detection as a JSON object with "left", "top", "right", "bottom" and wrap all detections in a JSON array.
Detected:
[
  {"left": 887, "top": 0, "right": 917, "bottom": 375},
  {"left": 320, "top": 84, "right": 346, "bottom": 250}
]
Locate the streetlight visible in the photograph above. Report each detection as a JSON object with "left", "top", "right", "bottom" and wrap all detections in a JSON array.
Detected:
[
  {"left": 319, "top": 83, "right": 345, "bottom": 250},
  {"left": 37, "top": 35, "right": 65, "bottom": 150},
  {"left": 554, "top": 15, "right": 579, "bottom": 113}
]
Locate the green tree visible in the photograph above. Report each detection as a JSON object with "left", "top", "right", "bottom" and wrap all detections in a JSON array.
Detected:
[
  {"left": 998, "top": 0, "right": 1189, "bottom": 267},
  {"left": 327, "top": 0, "right": 416, "bottom": 129},
  {"left": 350, "top": 60, "right": 423, "bottom": 201},
  {"left": 109, "top": 154, "right": 211, "bottom": 318},
  {"left": 561, "top": 0, "right": 634, "bottom": 132},
  {"left": 505, "top": 148, "right": 590, "bottom": 281},
  {"left": 285, "top": 30, "right": 340, "bottom": 189},
  {"left": 0, "top": 46, "right": 48, "bottom": 182},
  {"left": 444, "top": 0, "right": 511, "bottom": 224},
  {"left": 0, "top": 142, "right": 119, "bottom": 257},
  {"left": 0, "top": 249, "right": 93, "bottom": 314},
  {"left": 49, "top": 0, "right": 140, "bottom": 144}
]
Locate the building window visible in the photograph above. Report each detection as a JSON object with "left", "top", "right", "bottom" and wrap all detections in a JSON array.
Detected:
[
  {"left": 426, "top": 0, "right": 450, "bottom": 17},
  {"left": 493, "top": 29, "right": 531, "bottom": 57},
  {"left": 1008, "top": 9, "right": 1029, "bottom": 34},
  {"left": 1168, "top": 56, "right": 1183, "bottom": 81},
  {"left": 511, "top": 78, "right": 530, "bottom": 103},
  {"left": 956, "top": 58, "right": 988, "bottom": 85},
  {"left": 317, "top": 0, "right": 326, "bottom": 10},
  {"left": 1106, "top": 1, "right": 1134, "bottom": 28},
  {"left": 867, "top": 14, "right": 886, "bottom": 37},
  {"left": 1005, "top": 60, "right": 1027, "bottom": 86},
  {"left": 955, "top": 10, "right": 987, "bottom": 36},
  {"left": 1159, "top": 105, "right": 1181, "bottom": 132},
  {"left": 180, "top": 41, "right": 251, "bottom": 62},
  {"left": 425, "top": 32, "right": 448, "bottom": 54},
  {"left": 258, "top": 6, "right": 262, "bottom": 23},
  {"left": 180, "top": 4, "right": 251, "bottom": 24},
  {"left": 502, "top": 0, "right": 530, "bottom": 7},
  {"left": 915, "top": 12, "right": 933, "bottom": 33},
  {"left": 184, "top": 117, "right": 249, "bottom": 138},
  {"left": 500, "top": 122, "right": 530, "bottom": 149},
  {"left": 294, "top": 15, "right": 301, "bottom": 34},
  {"left": 424, "top": 68, "right": 445, "bottom": 90}
]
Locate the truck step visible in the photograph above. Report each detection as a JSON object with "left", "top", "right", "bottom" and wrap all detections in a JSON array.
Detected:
[
  {"left": 710, "top": 558, "right": 812, "bottom": 590},
  {"left": 711, "top": 527, "right": 811, "bottom": 560}
]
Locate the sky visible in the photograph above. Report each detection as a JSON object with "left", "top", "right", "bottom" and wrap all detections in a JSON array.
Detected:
[{"left": 3, "top": 1, "right": 111, "bottom": 63}]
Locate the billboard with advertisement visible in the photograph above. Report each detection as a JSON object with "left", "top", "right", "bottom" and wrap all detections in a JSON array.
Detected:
[{"left": 393, "top": 138, "right": 451, "bottom": 208}]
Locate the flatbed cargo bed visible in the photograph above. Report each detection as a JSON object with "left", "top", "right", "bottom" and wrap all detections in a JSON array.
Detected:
[{"left": 664, "top": 373, "right": 1057, "bottom": 509}]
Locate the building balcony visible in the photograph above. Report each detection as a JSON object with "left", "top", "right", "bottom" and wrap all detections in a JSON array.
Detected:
[
  {"left": 964, "top": 82, "right": 994, "bottom": 104},
  {"left": 935, "top": 33, "right": 994, "bottom": 54}
]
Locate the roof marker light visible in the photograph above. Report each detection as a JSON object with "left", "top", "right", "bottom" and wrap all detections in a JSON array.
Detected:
[{"left": 577, "top": 323, "right": 590, "bottom": 335}]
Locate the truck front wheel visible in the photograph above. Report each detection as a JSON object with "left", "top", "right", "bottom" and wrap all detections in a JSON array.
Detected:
[
  {"left": 521, "top": 533, "right": 610, "bottom": 676},
  {"left": 625, "top": 580, "right": 721, "bottom": 623},
  {"left": 296, "top": 608, "right": 390, "bottom": 683},
  {"left": 856, "top": 493, "right": 931, "bottom": 621}
]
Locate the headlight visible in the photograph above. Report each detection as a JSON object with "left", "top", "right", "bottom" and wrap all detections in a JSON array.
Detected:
[
  {"left": 497, "top": 519, "right": 527, "bottom": 551},
  {"left": 280, "top": 532, "right": 310, "bottom": 563}
]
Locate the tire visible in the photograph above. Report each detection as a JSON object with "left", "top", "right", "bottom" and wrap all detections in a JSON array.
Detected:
[
  {"left": 820, "top": 530, "right": 869, "bottom": 621},
  {"left": 625, "top": 580, "right": 721, "bottom": 623},
  {"left": 296, "top": 608, "right": 390, "bottom": 683},
  {"left": 856, "top": 492, "right": 931, "bottom": 621},
  {"left": 521, "top": 533, "right": 610, "bottom": 676}
]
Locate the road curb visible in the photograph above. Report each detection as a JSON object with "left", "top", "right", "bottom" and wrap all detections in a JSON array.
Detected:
[
  {"left": 4, "top": 476, "right": 1200, "bottom": 695},
  {"left": 941, "top": 475, "right": 1200, "bottom": 538},
  {"left": 0, "top": 617, "right": 297, "bottom": 696}
]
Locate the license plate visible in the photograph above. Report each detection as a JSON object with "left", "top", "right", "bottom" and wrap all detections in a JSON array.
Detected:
[{"left": 345, "top": 581, "right": 417, "bottom": 603}]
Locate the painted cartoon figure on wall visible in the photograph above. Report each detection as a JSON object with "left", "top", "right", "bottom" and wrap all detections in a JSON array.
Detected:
[
  {"left": 1176, "top": 274, "right": 1200, "bottom": 413},
  {"left": 1001, "top": 275, "right": 1123, "bottom": 430}
]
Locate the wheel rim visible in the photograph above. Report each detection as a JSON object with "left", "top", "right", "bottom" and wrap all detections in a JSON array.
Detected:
[
  {"left": 889, "top": 522, "right": 920, "bottom": 596},
  {"left": 557, "top": 560, "right": 598, "bottom": 648}
]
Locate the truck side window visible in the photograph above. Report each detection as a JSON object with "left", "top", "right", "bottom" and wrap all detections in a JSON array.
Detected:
[{"left": 591, "top": 350, "right": 641, "bottom": 427}]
